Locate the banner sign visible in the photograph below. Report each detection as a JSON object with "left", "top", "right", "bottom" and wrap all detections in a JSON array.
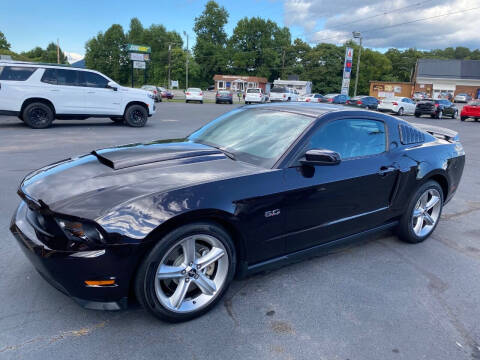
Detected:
[
  {"left": 127, "top": 44, "right": 151, "bottom": 53},
  {"left": 130, "top": 53, "right": 149, "bottom": 61},
  {"left": 341, "top": 47, "right": 353, "bottom": 95},
  {"left": 133, "top": 61, "right": 146, "bottom": 69}
]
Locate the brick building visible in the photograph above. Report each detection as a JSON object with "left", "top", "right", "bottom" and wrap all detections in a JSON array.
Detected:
[
  {"left": 213, "top": 75, "right": 268, "bottom": 92},
  {"left": 370, "top": 59, "right": 480, "bottom": 100}
]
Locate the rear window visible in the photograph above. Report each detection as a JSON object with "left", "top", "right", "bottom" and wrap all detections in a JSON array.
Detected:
[
  {"left": 218, "top": 91, "right": 231, "bottom": 95},
  {"left": 0, "top": 66, "right": 36, "bottom": 81},
  {"left": 247, "top": 89, "right": 260, "bottom": 93},
  {"left": 187, "top": 88, "right": 201, "bottom": 92},
  {"left": 271, "top": 87, "right": 287, "bottom": 93}
]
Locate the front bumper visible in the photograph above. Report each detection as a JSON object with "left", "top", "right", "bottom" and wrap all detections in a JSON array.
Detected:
[{"left": 10, "top": 202, "right": 144, "bottom": 311}]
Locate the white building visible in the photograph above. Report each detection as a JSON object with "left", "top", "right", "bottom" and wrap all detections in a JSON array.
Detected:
[{"left": 273, "top": 79, "right": 312, "bottom": 95}]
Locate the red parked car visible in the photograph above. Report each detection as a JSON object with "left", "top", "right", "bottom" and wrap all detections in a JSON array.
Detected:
[{"left": 460, "top": 100, "right": 480, "bottom": 121}]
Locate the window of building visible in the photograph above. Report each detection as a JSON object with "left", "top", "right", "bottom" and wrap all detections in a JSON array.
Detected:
[{"left": 218, "top": 81, "right": 225, "bottom": 89}]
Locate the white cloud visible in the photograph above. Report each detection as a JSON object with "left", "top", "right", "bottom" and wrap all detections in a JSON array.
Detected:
[
  {"left": 284, "top": 0, "right": 480, "bottom": 49},
  {"left": 64, "top": 51, "right": 84, "bottom": 64}
]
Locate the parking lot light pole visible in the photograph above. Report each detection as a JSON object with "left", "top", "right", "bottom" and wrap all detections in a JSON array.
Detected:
[
  {"left": 353, "top": 31, "right": 362, "bottom": 97},
  {"left": 183, "top": 31, "right": 189, "bottom": 90}
]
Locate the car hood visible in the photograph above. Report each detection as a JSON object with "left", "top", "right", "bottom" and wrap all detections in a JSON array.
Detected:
[{"left": 19, "top": 141, "right": 262, "bottom": 219}]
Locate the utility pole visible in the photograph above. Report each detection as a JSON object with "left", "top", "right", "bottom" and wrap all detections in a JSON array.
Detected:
[
  {"left": 353, "top": 31, "right": 362, "bottom": 97},
  {"left": 57, "top": 38, "right": 60, "bottom": 64},
  {"left": 183, "top": 31, "right": 189, "bottom": 89},
  {"left": 281, "top": 49, "right": 285, "bottom": 79},
  {"left": 168, "top": 44, "right": 172, "bottom": 89}
]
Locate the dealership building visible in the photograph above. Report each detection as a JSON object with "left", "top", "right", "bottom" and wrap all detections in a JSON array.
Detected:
[{"left": 370, "top": 59, "right": 480, "bottom": 99}]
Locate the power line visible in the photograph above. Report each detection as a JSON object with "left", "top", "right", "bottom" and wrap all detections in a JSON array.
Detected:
[
  {"left": 311, "top": 5, "right": 480, "bottom": 44},
  {"left": 301, "top": 0, "right": 435, "bottom": 38}
]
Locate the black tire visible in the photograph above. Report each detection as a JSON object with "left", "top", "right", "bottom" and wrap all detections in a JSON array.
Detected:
[
  {"left": 452, "top": 110, "right": 458, "bottom": 119},
  {"left": 124, "top": 104, "right": 148, "bottom": 127},
  {"left": 200, "top": 100, "right": 203, "bottom": 104},
  {"left": 135, "top": 222, "right": 236, "bottom": 322},
  {"left": 22, "top": 102, "right": 54, "bottom": 129},
  {"left": 230, "top": 100, "right": 233, "bottom": 104},
  {"left": 397, "top": 107, "right": 404, "bottom": 116},
  {"left": 415, "top": 112, "right": 420, "bottom": 118},
  {"left": 436, "top": 110, "right": 443, "bottom": 119},
  {"left": 110, "top": 117, "right": 124, "bottom": 123},
  {"left": 397, "top": 180, "right": 444, "bottom": 244},
  {"left": 461, "top": 116, "right": 466, "bottom": 121}
]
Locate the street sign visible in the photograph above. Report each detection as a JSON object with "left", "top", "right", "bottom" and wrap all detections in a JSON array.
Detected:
[
  {"left": 130, "top": 53, "right": 149, "bottom": 61},
  {"left": 133, "top": 61, "right": 146, "bottom": 69},
  {"left": 127, "top": 44, "right": 151, "bottom": 53},
  {"left": 171, "top": 80, "right": 179, "bottom": 88},
  {"left": 341, "top": 47, "right": 354, "bottom": 96}
]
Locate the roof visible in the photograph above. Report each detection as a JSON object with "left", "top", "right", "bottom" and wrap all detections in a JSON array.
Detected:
[
  {"left": 417, "top": 59, "right": 480, "bottom": 80},
  {"left": 213, "top": 74, "right": 268, "bottom": 83},
  {"left": 274, "top": 79, "right": 312, "bottom": 86}
]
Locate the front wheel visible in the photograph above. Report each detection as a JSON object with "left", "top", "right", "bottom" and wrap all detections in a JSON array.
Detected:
[
  {"left": 436, "top": 110, "right": 443, "bottom": 119},
  {"left": 124, "top": 104, "right": 148, "bottom": 127},
  {"left": 397, "top": 181, "right": 443, "bottom": 244},
  {"left": 452, "top": 110, "right": 458, "bottom": 119},
  {"left": 135, "top": 222, "right": 236, "bottom": 322}
]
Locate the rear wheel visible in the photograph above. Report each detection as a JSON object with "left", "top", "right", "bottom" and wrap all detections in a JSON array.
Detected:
[
  {"left": 436, "top": 110, "right": 443, "bottom": 119},
  {"left": 135, "top": 222, "right": 236, "bottom": 322},
  {"left": 200, "top": 100, "right": 203, "bottom": 104},
  {"left": 22, "top": 102, "right": 54, "bottom": 129},
  {"left": 461, "top": 116, "right": 467, "bottom": 121},
  {"left": 124, "top": 104, "right": 148, "bottom": 127},
  {"left": 415, "top": 112, "right": 420, "bottom": 118},
  {"left": 397, "top": 107, "right": 404, "bottom": 116},
  {"left": 452, "top": 110, "right": 458, "bottom": 119},
  {"left": 397, "top": 181, "right": 443, "bottom": 244}
]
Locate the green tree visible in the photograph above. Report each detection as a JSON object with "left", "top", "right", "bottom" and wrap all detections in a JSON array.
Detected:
[
  {"left": 0, "top": 31, "right": 10, "bottom": 50},
  {"left": 21, "top": 42, "right": 67, "bottom": 63},
  {"left": 229, "top": 17, "right": 291, "bottom": 80},
  {"left": 85, "top": 24, "right": 129, "bottom": 84},
  {"left": 193, "top": 1, "right": 229, "bottom": 85}
]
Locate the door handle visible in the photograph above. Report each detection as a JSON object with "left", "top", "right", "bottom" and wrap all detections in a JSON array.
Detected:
[
  {"left": 87, "top": 91, "right": 95, "bottom": 94},
  {"left": 378, "top": 166, "right": 397, "bottom": 176}
]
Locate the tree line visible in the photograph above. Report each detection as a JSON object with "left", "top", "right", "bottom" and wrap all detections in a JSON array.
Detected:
[{"left": 2, "top": 1, "right": 480, "bottom": 95}]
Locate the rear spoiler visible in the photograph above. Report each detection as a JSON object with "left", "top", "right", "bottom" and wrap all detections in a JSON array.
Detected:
[{"left": 413, "top": 123, "right": 459, "bottom": 142}]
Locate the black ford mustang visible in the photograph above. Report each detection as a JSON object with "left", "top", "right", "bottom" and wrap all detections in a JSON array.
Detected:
[{"left": 10, "top": 103, "right": 465, "bottom": 322}]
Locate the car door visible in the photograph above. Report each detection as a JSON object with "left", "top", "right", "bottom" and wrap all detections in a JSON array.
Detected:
[
  {"left": 81, "top": 71, "right": 121, "bottom": 115},
  {"left": 282, "top": 117, "right": 399, "bottom": 253},
  {"left": 40, "top": 68, "right": 86, "bottom": 114}
]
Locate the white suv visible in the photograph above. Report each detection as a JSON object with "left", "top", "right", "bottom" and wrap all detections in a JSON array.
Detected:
[
  {"left": 245, "top": 88, "right": 267, "bottom": 104},
  {"left": 0, "top": 61, "right": 155, "bottom": 128},
  {"left": 269, "top": 87, "right": 298, "bottom": 102}
]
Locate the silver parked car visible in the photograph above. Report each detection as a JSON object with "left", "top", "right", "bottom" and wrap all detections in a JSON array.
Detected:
[{"left": 454, "top": 93, "right": 472, "bottom": 103}]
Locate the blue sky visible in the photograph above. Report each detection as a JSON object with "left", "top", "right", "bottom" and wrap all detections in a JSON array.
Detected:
[{"left": 0, "top": 0, "right": 302, "bottom": 56}]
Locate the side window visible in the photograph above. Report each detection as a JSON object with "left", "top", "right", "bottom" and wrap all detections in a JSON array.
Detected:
[
  {"left": 307, "top": 119, "right": 386, "bottom": 160},
  {"left": 56, "top": 69, "right": 79, "bottom": 86},
  {"left": 41, "top": 69, "right": 57, "bottom": 84},
  {"left": 0, "top": 66, "right": 36, "bottom": 81},
  {"left": 82, "top": 72, "right": 109, "bottom": 88}
]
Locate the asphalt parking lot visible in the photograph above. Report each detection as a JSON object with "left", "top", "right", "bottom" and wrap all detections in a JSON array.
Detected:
[{"left": 0, "top": 102, "right": 479, "bottom": 360}]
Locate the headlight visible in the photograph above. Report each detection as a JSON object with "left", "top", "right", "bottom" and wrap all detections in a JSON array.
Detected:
[
  {"left": 56, "top": 218, "right": 106, "bottom": 244},
  {"left": 147, "top": 93, "right": 155, "bottom": 99}
]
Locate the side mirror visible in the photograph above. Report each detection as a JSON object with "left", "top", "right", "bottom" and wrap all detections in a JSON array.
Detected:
[
  {"left": 300, "top": 149, "right": 341, "bottom": 166},
  {"left": 107, "top": 81, "right": 118, "bottom": 91}
]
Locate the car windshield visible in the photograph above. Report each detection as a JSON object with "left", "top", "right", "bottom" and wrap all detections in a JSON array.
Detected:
[
  {"left": 188, "top": 108, "right": 314, "bottom": 168},
  {"left": 247, "top": 89, "right": 260, "bottom": 93}
]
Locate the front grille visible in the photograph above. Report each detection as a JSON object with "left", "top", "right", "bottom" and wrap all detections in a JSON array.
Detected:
[{"left": 399, "top": 124, "right": 425, "bottom": 145}]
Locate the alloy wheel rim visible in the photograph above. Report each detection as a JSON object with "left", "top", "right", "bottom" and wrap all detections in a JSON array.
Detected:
[
  {"left": 131, "top": 110, "right": 145, "bottom": 124},
  {"left": 154, "top": 234, "right": 228, "bottom": 313},
  {"left": 412, "top": 188, "right": 442, "bottom": 237},
  {"left": 30, "top": 108, "right": 48, "bottom": 126}
]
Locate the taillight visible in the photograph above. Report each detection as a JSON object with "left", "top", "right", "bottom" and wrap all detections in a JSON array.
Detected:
[
  {"left": 186, "top": 92, "right": 190, "bottom": 95},
  {"left": 434, "top": 103, "right": 439, "bottom": 107},
  {"left": 328, "top": 98, "right": 333, "bottom": 102},
  {"left": 154, "top": 90, "right": 157, "bottom": 94},
  {"left": 356, "top": 100, "right": 362, "bottom": 105},
  {"left": 306, "top": 98, "right": 310, "bottom": 102},
  {"left": 199, "top": 92, "right": 203, "bottom": 96},
  {"left": 283, "top": 94, "right": 286, "bottom": 98},
  {"left": 392, "top": 101, "right": 398, "bottom": 106},
  {"left": 216, "top": 93, "right": 220, "bottom": 97}
]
